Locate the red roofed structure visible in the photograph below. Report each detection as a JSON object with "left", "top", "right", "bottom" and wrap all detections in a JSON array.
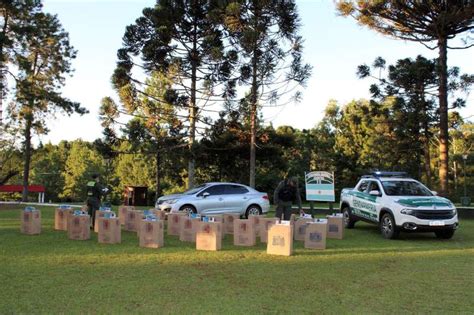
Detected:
[{"left": 0, "top": 185, "right": 46, "bottom": 202}]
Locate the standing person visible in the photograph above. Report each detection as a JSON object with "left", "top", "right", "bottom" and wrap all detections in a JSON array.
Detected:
[
  {"left": 274, "top": 176, "right": 303, "bottom": 221},
  {"left": 86, "top": 174, "right": 107, "bottom": 228}
]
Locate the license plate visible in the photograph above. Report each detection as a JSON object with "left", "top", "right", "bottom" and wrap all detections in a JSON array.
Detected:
[{"left": 429, "top": 221, "right": 445, "bottom": 226}]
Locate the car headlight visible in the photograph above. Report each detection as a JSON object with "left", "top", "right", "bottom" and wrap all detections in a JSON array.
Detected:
[
  {"left": 164, "top": 199, "right": 178, "bottom": 204},
  {"left": 451, "top": 208, "right": 457, "bottom": 216},
  {"left": 400, "top": 208, "right": 415, "bottom": 215}
]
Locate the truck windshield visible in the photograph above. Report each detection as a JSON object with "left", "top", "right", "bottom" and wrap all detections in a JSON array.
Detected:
[{"left": 381, "top": 181, "right": 433, "bottom": 196}]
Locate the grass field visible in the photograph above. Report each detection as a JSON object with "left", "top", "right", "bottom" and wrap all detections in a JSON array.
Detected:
[{"left": 1, "top": 204, "right": 473, "bottom": 314}]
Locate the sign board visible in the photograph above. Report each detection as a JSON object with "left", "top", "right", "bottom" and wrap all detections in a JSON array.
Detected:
[{"left": 305, "top": 171, "right": 335, "bottom": 202}]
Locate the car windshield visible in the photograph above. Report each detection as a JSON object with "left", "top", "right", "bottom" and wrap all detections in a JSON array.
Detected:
[
  {"left": 183, "top": 184, "right": 208, "bottom": 195},
  {"left": 381, "top": 180, "right": 433, "bottom": 196}
]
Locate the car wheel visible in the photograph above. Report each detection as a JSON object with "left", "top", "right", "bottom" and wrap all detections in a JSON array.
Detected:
[
  {"left": 179, "top": 205, "right": 196, "bottom": 215},
  {"left": 435, "top": 229, "right": 455, "bottom": 239},
  {"left": 342, "top": 206, "right": 356, "bottom": 229},
  {"left": 245, "top": 204, "right": 262, "bottom": 218},
  {"left": 380, "top": 212, "right": 400, "bottom": 239}
]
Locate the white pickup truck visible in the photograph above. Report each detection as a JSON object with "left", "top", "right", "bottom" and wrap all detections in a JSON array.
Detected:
[{"left": 340, "top": 172, "right": 459, "bottom": 239}]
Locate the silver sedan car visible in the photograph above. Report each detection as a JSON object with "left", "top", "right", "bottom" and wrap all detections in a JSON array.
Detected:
[{"left": 155, "top": 182, "right": 270, "bottom": 217}]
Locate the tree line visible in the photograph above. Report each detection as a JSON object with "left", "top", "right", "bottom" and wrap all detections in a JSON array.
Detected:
[{"left": 0, "top": 0, "right": 473, "bottom": 204}]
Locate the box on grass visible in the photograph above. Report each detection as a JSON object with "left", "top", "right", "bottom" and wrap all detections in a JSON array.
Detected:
[
  {"left": 196, "top": 221, "right": 223, "bottom": 251},
  {"left": 223, "top": 213, "right": 240, "bottom": 235},
  {"left": 205, "top": 215, "right": 225, "bottom": 239},
  {"left": 152, "top": 209, "right": 167, "bottom": 221},
  {"left": 304, "top": 219, "right": 327, "bottom": 250},
  {"left": 139, "top": 219, "right": 164, "bottom": 248},
  {"left": 259, "top": 218, "right": 280, "bottom": 243},
  {"left": 97, "top": 217, "right": 121, "bottom": 244},
  {"left": 248, "top": 214, "right": 266, "bottom": 237},
  {"left": 179, "top": 216, "right": 200, "bottom": 242},
  {"left": 21, "top": 207, "right": 41, "bottom": 235},
  {"left": 267, "top": 222, "right": 294, "bottom": 256},
  {"left": 327, "top": 213, "right": 344, "bottom": 239},
  {"left": 67, "top": 213, "right": 90, "bottom": 240},
  {"left": 118, "top": 205, "right": 135, "bottom": 225},
  {"left": 233, "top": 219, "right": 256, "bottom": 246},
  {"left": 94, "top": 208, "right": 115, "bottom": 233},
  {"left": 294, "top": 218, "right": 313, "bottom": 241},
  {"left": 54, "top": 205, "right": 73, "bottom": 231},
  {"left": 167, "top": 212, "right": 186, "bottom": 236},
  {"left": 124, "top": 210, "right": 143, "bottom": 232}
]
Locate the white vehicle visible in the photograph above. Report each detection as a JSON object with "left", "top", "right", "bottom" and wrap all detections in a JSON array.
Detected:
[
  {"left": 155, "top": 182, "right": 270, "bottom": 218},
  {"left": 340, "top": 172, "right": 459, "bottom": 239}
]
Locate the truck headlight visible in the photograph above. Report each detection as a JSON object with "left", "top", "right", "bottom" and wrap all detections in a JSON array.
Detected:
[
  {"left": 400, "top": 208, "right": 414, "bottom": 215},
  {"left": 451, "top": 209, "right": 457, "bottom": 216}
]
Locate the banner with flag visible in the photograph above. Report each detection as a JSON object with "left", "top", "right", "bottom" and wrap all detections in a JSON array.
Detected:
[{"left": 305, "top": 171, "right": 335, "bottom": 202}]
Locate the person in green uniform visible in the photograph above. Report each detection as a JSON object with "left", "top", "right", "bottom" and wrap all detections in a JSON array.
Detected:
[
  {"left": 274, "top": 176, "right": 303, "bottom": 220},
  {"left": 86, "top": 174, "right": 107, "bottom": 228}
]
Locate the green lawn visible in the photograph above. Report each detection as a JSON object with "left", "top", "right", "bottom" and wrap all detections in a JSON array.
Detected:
[{"left": 1, "top": 204, "right": 473, "bottom": 314}]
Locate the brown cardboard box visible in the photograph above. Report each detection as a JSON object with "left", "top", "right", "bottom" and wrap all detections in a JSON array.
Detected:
[
  {"left": 179, "top": 217, "right": 200, "bottom": 242},
  {"left": 21, "top": 210, "right": 41, "bottom": 235},
  {"left": 206, "top": 215, "right": 225, "bottom": 239},
  {"left": 233, "top": 219, "right": 256, "bottom": 246},
  {"left": 196, "top": 221, "right": 223, "bottom": 251},
  {"left": 124, "top": 210, "right": 143, "bottom": 232},
  {"left": 267, "top": 223, "right": 294, "bottom": 256},
  {"left": 139, "top": 220, "right": 164, "bottom": 248},
  {"left": 260, "top": 218, "right": 280, "bottom": 243},
  {"left": 152, "top": 209, "right": 167, "bottom": 221},
  {"left": 54, "top": 208, "right": 72, "bottom": 231},
  {"left": 67, "top": 215, "right": 90, "bottom": 240},
  {"left": 118, "top": 206, "right": 134, "bottom": 225},
  {"left": 304, "top": 220, "right": 327, "bottom": 250},
  {"left": 98, "top": 217, "right": 121, "bottom": 244},
  {"left": 294, "top": 218, "right": 313, "bottom": 241},
  {"left": 167, "top": 212, "right": 185, "bottom": 236},
  {"left": 327, "top": 214, "right": 344, "bottom": 239},
  {"left": 248, "top": 214, "right": 266, "bottom": 237},
  {"left": 223, "top": 213, "right": 240, "bottom": 235},
  {"left": 94, "top": 210, "right": 114, "bottom": 233}
]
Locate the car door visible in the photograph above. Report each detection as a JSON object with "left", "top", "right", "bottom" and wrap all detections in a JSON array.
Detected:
[
  {"left": 223, "top": 184, "right": 250, "bottom": 213},
  {"left": 352, "top": 180, "right": 375, "bottom": 221},
  {"left": 195, "top": 184, "right": 227, "bottom": 215},
  {"left": 365, "top": 181, "right": 382, "bottom": 222}
]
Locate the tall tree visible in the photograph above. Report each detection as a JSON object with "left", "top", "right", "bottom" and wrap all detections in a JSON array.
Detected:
[
  {"left": 8, "top": 11, "right": 86, "bottom": 201},
  {"left": 113, "top": 0, "right": 235, "bottom": 189},
  {"left": 224, "top": 0, "right": 312, "bottom": 187},
  {"left": 337, "top": 0, "right": 474, "bottom": 195},
  {"left": 0, "top": 0, "right": 42, "bottom": 125}
]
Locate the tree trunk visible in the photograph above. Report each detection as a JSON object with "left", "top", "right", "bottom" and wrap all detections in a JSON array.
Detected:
[
  {"left": 188, "top": 15, "right": 198, "bottom": 190},
  {"left": 438, "top": 37, "right": 449, "bottom": 196},
  {"left": 22, "top": 116, "right": 33, "bottom": 202},
  {"left": 155, "top": 150, "right": 161, "bottom": 198},
  {"left": 249, "top": 53, "right": 258, "bottom": 189}
]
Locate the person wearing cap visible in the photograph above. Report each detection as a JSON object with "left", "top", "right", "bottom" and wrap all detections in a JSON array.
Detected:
[
  {"left": 273, "top": 176, "right": 303, "bottom": 220},
  {"left": 86, "top": 174, "right": 108, "bottom": 228}
]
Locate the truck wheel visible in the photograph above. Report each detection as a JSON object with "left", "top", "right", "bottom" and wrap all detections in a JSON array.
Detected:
[
  {"left": 435, "top": 229, "right": 455, "bottom": 239},
  {"left": 342, "top": 206, "right": 356, "bottom": 229},
  {"left": 380, "top": 213, "right": 400, "bottom": 239}
]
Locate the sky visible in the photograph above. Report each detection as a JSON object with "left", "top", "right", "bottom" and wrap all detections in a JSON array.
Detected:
[{"left": 36, "top": 0, "right": 474, "bottom": 145}]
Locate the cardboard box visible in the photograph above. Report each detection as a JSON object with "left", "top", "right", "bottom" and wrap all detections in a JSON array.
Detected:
[
  {"left": 223, "top": 213, "right": 240, "bottom": 235},
  {"left": 118, "top": 206, "right": 135, "bottom": 225},
  {"left": 97, "top": 217, "right": 121, "bottom": 244},
  {"left": 248, "top": 214, "right": 266, "bottom": 237},
  {"left": 21, "top": 210, "right": 41, "bottom": 235},
  {"left": 139, "top": 220, "right": 164, "bottom": 249},
  {"left": 305, "top": 220, "right": 327, "bottom": 250},
  {"left": 233, "top": 219, "right": 256, "bottom": 246},
  {"left": 196, "top": 221, "right": 223, "bottom": 251},
  {"left": 167, "top": 212, "right": 185, "bottom": 236},
  {"left": 327, "top": 214, "right": 344, "bottom": 239},
  {"left": 179, "top": 217, "right": 200, "bottom": 242},
  {"left": 259, "top": 218, "right": 280, "bottom": 243},
  {"left": 67, "top": 215, "right": 90, "bottom": 240},
  {"left": 94, "top": 210, "right": 115, "bottom": 233},
  {"left": 294, "top": 218, "right": 313, "bottom": 241},
  {"left": 54, "top": 208, "right": 72, "bottom": 231},
  {"left": 124, "top": 210, "right": 143, "bottom": 232},
  {"left": 152, "top": 209, "right": 167, "bottom": 221},
  {"left": 267, "top": 223, "right": 294, "bottom": 256},
  {"left": 206, "top": 215, "right": 225, "bottom": 239}
]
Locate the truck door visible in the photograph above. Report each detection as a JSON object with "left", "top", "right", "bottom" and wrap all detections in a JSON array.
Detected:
[{"left": 352, "top": 180, "right": 377, "bottom": 222}]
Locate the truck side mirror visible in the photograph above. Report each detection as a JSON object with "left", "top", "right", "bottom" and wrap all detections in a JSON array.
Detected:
[{"left": 369, "top": 190, "right": 381, "bottom": 197}]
